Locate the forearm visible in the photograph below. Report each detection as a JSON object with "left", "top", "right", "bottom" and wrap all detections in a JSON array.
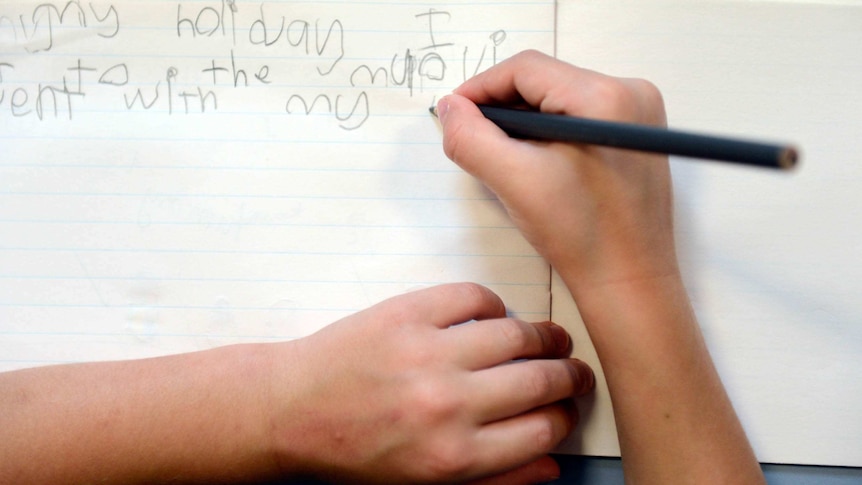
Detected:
[
  {"left": 565, "top": 271, "right": 764, "bottom": 484},
  {"left": 0, "top": 344, "right": 278, "bottom": 484}
]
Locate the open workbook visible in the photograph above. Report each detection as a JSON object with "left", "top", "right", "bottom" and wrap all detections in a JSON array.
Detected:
[
  {"left": 2, "top": 0, "right": 861, "bottom": 469},
  {"left": 1, "top": 0, "right": 554, "bottom": 364}
]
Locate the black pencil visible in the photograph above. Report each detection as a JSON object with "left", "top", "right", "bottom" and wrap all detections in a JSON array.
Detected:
[{"left": 430, "top": 105, "right": 799, "bottom": 170}]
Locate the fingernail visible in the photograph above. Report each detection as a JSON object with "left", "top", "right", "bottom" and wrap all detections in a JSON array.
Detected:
[
  {"left": 548, "top": 323, "right": 571, "bottom": 355},
  {"left": 536, "top": 456, "right": 561, "bottom": 483},
  {"left": 571, "top": 359, "right": 596, "bottom": 395},
  {"left": 436, "top": 97, "right": 450, "bottom": 124}
]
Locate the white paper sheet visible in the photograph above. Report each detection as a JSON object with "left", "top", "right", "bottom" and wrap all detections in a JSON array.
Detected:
[
  {"left": 0, "top": 0, "right": 554, "bottom": 367},
  {"left": 555, "top": 0, "right": 862, "bottom": 467}
]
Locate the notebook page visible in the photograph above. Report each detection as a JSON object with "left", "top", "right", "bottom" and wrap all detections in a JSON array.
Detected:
[
  {"left": 0, "top": 0, "right": 554, "bottom": 370},
  {"left": 554, "top": 0, "right": 862, "bottom": 466}
]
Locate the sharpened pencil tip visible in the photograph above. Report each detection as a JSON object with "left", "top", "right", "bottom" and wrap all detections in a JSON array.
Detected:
[{"left": 429, "top": 106, "right": 438, "bottom": 118}]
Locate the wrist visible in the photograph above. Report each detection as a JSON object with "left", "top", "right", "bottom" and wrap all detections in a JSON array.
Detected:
[
  {"left": 555, "top": 249, "right": 681, "bottom": 304},
  {"left": 259, "top": 339, "right": 322, "bottom": 479},
  {"left": 561, "top": 270, "right": 695, "bottom": 356},
  {"left": 163, "top": 343, "right": 282, "bottom": 482},
  {"left": 563, "top": 267, "right": 762, "bottom": 484},
  {"left": 223, "top": 343, "right": 284, "bottom": 478}
]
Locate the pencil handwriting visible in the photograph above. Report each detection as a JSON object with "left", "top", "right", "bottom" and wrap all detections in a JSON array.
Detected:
[{"left": 0, "top": 1, "right": 511, "bottom": 129}]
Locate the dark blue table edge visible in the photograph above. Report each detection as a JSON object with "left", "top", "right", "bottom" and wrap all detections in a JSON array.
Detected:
[{"left": 260, "top": 455, "right": 862, "bottom": 484}]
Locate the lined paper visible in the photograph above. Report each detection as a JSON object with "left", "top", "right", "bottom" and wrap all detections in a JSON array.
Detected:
[
  {"left": 0, "top": 1, "right": 555, "bottom": 369},
  {"left": 555, "top": 0, "right": 862, "bottom": 466}
]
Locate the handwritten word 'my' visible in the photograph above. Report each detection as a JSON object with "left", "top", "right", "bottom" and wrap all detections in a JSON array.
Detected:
[{"left": 0, "top": 1, "right": 119, "bottom": 53}]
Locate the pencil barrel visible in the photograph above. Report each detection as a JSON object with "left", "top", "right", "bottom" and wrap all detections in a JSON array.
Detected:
[{"left": 479, "top": 106, "right": 797, "bottom": 170}]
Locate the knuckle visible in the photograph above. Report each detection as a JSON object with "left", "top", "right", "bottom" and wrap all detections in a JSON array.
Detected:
[
  {"left": 517, "top": 48, "right": 547, "bottom": 63},
  {"left": 628, "top": 77, "right": 667, "bottom": 124},
  {"left": 452, "top": 281, "right": 490, "bottom": 303},
  {"left": 407, "top": 341, "right": 436, "bottom": 367},
  {"left": 497, "top": 318, "right": 532, "bottom": 352},
  {"left": 530, "top": 416, "right": 561, "bottom": 452},
  {"left": 441, "top": 114, "right": 472, "bottom": 164},
  {"left": 634, "top": 78, "right": 665, "bottom": 107},
  {"left": 589, "top": 78, "right": 640, "bottom": 120},
  {"left": 453, "top": 282, "right": 505, "bottom": 318},
  {"left": 408, "top": 379, "right": 463, "bottom": 423},
  {"left": 379, "top": 300, "right": 417, "bottom": 331},
  {"left": 596, "top": 77, "right": 667, "bottom": 126},
  {"left": 525, "top": 363, "right": 558, "bottom": 401},
  {"left": 422, "top": 440, "right": 475, "bottom": 480}
]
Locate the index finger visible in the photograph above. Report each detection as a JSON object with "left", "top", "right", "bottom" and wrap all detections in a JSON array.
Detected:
[
  {"left": 453, "top": 49, "right": 646, "bottom": 123},
  {"left": 446, "top": 319, "right": 572, "bottom": 370},
  {"left": 454, "top": 50, "right": 598, "bottom": 112},
  {"left": 384, "top": 283, "right": 508, "bottom": 329}
]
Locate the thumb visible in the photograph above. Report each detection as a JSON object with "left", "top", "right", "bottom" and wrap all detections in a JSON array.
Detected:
[{"left": 437, "top": 94, "right": 529, "bottom": 190}]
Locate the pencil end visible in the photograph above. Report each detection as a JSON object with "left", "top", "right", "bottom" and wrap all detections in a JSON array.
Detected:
[
  {"left": 429, "top": 105, "right": 438, "bottom": 118},
  {"left": 779, "top": 146, "right": 800, "bottom": 170}
]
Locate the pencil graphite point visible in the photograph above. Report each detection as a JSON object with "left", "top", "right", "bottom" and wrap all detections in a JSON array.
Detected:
[{"left": 429, "top": 106, "right": 438, "bottom": 118}]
